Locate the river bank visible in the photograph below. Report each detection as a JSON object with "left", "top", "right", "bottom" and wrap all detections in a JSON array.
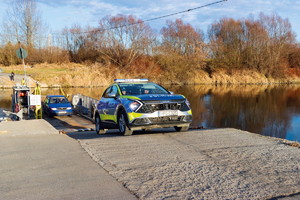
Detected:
[{"left": 1, "top": 63, "right": 300, "bottom": 88}]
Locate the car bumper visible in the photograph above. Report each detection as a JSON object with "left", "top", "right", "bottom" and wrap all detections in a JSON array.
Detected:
[
  {"left": 128, "top": 110, "right": 192, "bottom": 130},
  {"left": 51, "top": 110, "right": 73, "bottom": 116}
]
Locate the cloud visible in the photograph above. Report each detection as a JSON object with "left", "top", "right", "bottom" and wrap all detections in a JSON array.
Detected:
[
  {"left": 7, "top": 0, "right": 297, "bottom": 40},
  {"left": 37, "top": 0, "right": 84, "bottom": 7}
]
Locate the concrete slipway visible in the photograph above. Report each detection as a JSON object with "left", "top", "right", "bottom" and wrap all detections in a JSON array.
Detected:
[
  {"left": 1, "top": 119, "right": 300, "bottom": 200},
  {"left": 0, "top": 120, "right": 136, "bottom": 200}
]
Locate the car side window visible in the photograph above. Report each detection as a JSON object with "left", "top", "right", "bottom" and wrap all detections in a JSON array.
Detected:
[
  {"left": 110, "top": 86, "right": 119, "bottom": 97},
  {"left": 102, "top": 87, "right": 112, "bottom": 98},
  {"left": 50, "top": 97, "right": 56, "bottom": 104}
]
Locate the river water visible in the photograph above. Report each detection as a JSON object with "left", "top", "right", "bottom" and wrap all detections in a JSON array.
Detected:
[{"left": 1, "top": 84, "right": 300, "bottom": 142}]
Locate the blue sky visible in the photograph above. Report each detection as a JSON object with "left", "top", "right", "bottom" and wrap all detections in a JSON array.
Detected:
[{"left": 1, "top": 0, "right": 300, "bottom": 41}]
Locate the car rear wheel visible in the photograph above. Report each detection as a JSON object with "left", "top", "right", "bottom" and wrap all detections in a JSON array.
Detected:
[
  {"left": 174, "top": 125, "right": 189, "bottom": 132},
  {"left": 95, "top": 114, "right": 106, "bottom": 135},
  {"left": 118, "top": 110, "right": 133, "bottom": 136}
]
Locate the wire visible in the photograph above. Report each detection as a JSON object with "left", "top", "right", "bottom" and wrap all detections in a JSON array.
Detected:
[
  {"left": 142, "top": 0, "right": 228, "bottom": 80},
  {"left": 47, "top": 0, "right": 228, "bottom": 35},
  {"left": 0, "top": 0, "right": 229, "bottom": 85},
  {"left": 0, "top": 0, "right": 228, "bottom": 37},
  {"left": 102, "top": 0, "right": 228, "bottom": 31},
  {"left": 103, "top": 0, "right": 229, "bottom": 83}
]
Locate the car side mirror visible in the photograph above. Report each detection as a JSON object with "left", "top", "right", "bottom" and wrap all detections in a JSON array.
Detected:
[
  {"left": 169, "top": 91, "right": 174, "bottom": 94},
  {"left": 108, "top": 93, "right": 117, "bottom": 98}
]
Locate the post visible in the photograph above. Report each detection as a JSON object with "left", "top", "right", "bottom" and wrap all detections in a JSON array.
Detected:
[{"left": 19, "top": 43, "right": 26, "bottom": 80}]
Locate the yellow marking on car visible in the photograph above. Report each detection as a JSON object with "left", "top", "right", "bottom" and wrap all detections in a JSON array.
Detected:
[
  {"left": 128, "top": 112, "right": 143, "bottom": 121},
  {"left": 116, "top": 84, "right": 122, "bottom": 96},
  {"left": 121, "top": 95, "right": 141, "bottom": 100},
  {"left": 100, "top": 114, "right": 117, "bottom": 123}
]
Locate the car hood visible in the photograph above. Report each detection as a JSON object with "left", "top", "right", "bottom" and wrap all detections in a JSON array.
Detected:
[{"left": 124, "top": 94, "right": 186, "bottom": 103}]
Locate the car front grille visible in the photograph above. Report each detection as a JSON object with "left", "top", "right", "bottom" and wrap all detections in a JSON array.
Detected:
[
  {"left": 149, "top": 116, "right": 184, "bottom": 123},
  {"left": 136, "top": 102, "right": 190, "bottom": 113},
  {"left": 132, "top": 115, "right": 192, "bottom": 125},
  {"left": 57, "top": 107, "right": 66, "bottom": 110},
  {"left": 133, "top": 116, "right": 184, "bottom": 124}
]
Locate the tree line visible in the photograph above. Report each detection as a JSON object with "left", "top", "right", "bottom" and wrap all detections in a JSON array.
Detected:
[{"left": 1, "top": 0, "right": 300, "bottom": 81}]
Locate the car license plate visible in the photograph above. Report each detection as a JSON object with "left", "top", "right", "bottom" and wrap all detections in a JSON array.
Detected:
[
  {"left": 158, "top": 110, "right": 178, "bottom": 117},
  {"left": 59, "top": 111, "right": 67, "bottom": 114}
]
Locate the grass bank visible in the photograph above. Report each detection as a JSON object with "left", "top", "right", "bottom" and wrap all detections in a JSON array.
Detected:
[{"left": 2, "top": 63, "right": 300, "bottom": 87}]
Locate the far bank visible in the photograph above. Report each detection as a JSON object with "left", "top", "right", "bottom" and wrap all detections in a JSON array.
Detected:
[{"left": 1, "top": 63, "right": 300, "bottom": 88}]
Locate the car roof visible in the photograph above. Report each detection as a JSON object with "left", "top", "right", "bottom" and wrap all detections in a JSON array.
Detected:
[{"left": 116, "top": 82, "right": 155, "bottom": 85}]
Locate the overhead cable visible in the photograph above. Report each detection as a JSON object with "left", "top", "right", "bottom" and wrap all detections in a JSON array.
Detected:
[{"left": 50, "top": 0, "right": 228, "bottom": 35}]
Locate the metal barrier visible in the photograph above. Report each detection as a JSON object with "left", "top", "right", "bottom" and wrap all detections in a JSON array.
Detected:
[{"left": 72, "top": 93, "right": 98, "bottom": 118}]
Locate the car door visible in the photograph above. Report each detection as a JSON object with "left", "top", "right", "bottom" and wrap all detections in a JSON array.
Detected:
[
  {"left": 106, "top": 85, "right": 120, "bottom": 125},
  {"left": 98, "top": 86, "right": 112, "bottom": 123},
  {"left": 44, "top": 96, "right": 50, "bottom": 114}
]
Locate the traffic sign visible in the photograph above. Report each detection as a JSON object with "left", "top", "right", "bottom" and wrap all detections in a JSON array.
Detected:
[{"left": 16, "top": 48, "right": 28, "bottom": 59}]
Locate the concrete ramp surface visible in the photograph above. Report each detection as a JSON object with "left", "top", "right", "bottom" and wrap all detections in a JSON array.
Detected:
[
  {"left": 0, "top": 120, "right": 137, "bottom": 200},
  {"left": 0, "top": 119, "right": 59, "bottom": 135},
  {"left": 71, "top": 128, "right": 300, "bottom": 200}
]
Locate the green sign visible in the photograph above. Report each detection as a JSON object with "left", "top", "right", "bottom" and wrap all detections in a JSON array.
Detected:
[{"left": 16, "top": 48, "right": 28, "bottom": 59}]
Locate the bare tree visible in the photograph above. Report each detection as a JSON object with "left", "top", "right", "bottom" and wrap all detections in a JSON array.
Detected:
[
  {"left": 161, "top": 19, "right": 204, "bottom": 56},
  {"left": 98, "top": 14, "right": 152, "bottom": 67},
  {"left": 3, "top": 0, "right": 47, "bottom": 47},
  {"left": 207, "top": 13, "right": 297, "bottom": 77},
  {"left": 156, "top": 19, "right": 207, "bottom": 82}
]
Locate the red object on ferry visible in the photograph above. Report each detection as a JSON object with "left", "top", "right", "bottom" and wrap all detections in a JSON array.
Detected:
[{"left": 20, "top": 91, "right": 26, "bottom": 97}]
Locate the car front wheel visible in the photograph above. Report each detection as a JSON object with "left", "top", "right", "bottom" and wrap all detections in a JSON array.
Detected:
[
  {"left": 118, "top": 110, "right": 133, "bottom": 136},
  {"left": 95, "top": 114, "right": 106, "bottom": 135}
]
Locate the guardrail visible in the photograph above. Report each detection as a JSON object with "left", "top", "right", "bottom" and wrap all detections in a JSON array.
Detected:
[{"left": 72, "top": 93, "right": 98, "bottom": 118}]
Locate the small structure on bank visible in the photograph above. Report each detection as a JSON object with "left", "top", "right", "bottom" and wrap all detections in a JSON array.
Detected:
[
  {"left": 2, "top": 45, "right": 43, "bottom": 121},
  {"left": 1, "top": 79, "right": 42, "bottom": 121}
]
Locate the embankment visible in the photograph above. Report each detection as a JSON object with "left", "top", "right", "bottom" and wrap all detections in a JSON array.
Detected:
[{"left": 1, "top": 63, "right": 300, "bottom": 87}]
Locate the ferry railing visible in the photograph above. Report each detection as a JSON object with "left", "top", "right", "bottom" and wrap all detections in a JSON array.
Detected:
[{"left": 72, "top": 93, "right": 98, "bottom": 119}]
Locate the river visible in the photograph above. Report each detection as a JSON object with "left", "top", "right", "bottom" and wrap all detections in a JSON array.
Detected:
[{"left": 1, "top": 84, "right": 300, "bottom": 142}]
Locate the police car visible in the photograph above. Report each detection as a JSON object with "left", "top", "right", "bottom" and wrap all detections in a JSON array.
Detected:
[{"left": 94, "top": 79, "right": 192, "bottom": 135}]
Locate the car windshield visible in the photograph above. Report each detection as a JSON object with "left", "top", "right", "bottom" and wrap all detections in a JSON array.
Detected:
[
  {"left": 119, "top": 83, "right": 169, "bottom": 95},
  {"left": 50, "top": 97, "right": 68, "bottom": 104}
]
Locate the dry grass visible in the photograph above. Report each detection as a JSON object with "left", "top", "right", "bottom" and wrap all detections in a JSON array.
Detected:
[
  {"left": 272, "top": 138, "right": 300, "bottom": 148},
  {"left": 2, "top": 63, "right": 117, "bottom": 87},
  {"left": 2, "top": 62, "right": 300, "bottom": 87},
  {"left": 209, "top": 68, "right": 300, "bottom": 84}
]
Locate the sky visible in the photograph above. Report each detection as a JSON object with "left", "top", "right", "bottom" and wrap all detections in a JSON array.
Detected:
[{"left": 1, "top": 0, "right": 300, "bottom": 41}]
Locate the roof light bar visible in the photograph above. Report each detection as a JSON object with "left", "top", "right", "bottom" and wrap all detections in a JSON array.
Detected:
[{"left": 114, "top": 79, "right": 149, "bottom": 83}]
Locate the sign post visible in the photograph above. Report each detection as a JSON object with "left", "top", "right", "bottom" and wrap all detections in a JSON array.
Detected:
[
  {"left": 16, "top": 44, "right": 30, "bottom": 119},
  {"left": 16, "top": 46, "right": 28, "bottom": 80}
]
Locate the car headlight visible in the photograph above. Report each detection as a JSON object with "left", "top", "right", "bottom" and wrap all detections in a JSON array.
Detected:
[
  {"left": 129, "top": 101, "right": 141, "bottom": 112},
  {"left": 66, "top": 107, "right": 72, "bottom": 110},
  {"left": 51, "top": 108, "right": 57, "bottom": 110}
]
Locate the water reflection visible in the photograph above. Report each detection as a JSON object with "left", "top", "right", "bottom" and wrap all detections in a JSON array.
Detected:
[
  {"left": 1, "top": 85, "right": 300, "bottom": 141},
  {"left": 0, "top": 89, "right": 13, "bottom": 111},
  {"left": 165, "top": 84, "right": 300, "bottom": 141}
]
